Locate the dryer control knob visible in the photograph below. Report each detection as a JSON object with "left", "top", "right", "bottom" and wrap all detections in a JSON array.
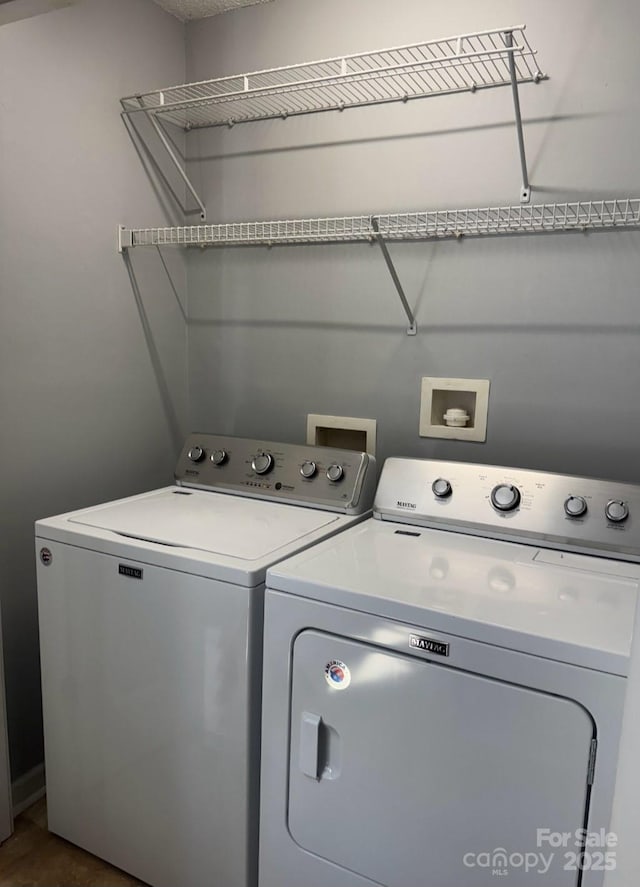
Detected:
[
  {"left": 210, "top": 449, "right": 228, "bottom": 466},
  {"left": 300, "top": 460, "right": 317, "bottom": 479},
  {"left": 252, "top": 453, "right": 274, "bottom": 475},
  {"left": 188, "top": 445, "right": 205, "bottom": 463},
  {"left": 490, "top": 484, "right": 521, "bottom": 512},
  {"left": 326, "top": 464, "right": 344, "bottom": 483},
  {"left": 432, "top": 478, "right": 452, "bottom": 499},
  {"left": 605, "top": 500, "right": 629, "bottom": 523},
  {"left": 564, "top": 496, "right": 587, "bottom": 518}
]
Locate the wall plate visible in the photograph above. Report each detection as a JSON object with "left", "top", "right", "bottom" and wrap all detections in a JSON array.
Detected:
[
  {"left": 419, "top": 378, "right": 490, "bottom": 442},
  {"left": 307, "top": 415, "right": 377, "bottom": 456}
]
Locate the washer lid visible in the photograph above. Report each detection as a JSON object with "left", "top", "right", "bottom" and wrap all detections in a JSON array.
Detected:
[{"left": 69, "top": 488, "right": 339, "bottom": 560}]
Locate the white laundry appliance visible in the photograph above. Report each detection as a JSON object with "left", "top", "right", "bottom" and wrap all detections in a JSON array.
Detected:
[
  {"left": 35, "top": 434, "right": 376, "bottom": 887},
  {"left": 259, "top": 458, "right": 640, "bottom": 887}
]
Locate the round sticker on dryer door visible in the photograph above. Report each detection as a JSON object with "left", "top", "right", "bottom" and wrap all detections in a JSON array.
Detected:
[{"left": 325, "top": 659, "right": 351, "bottom": 690}]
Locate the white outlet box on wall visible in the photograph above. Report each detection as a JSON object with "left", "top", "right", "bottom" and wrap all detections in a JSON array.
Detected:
[{"left": 419, "top": 377, "right": 490, "bottom": 442}]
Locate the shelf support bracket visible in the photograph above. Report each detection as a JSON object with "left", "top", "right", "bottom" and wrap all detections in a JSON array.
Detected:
[
  {"left": 143, "top": 106, "right": 207, "bottom": 221},
  {"left": 371, "top": 218, "right": 417, "bottom": 336},
  {"left": 118, "top": 225, "right": 132, "bottom": 253},
  {"left": 504, "top": 30, "right": 531, "bottom": 204}
]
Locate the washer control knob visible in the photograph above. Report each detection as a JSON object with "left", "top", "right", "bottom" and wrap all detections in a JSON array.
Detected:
[
  {"left": 605, "top": 500, "right": 629, "bottom": 523},
  {"left": 252, "top": 452, "right": 274, "bottom": 475},
  {"left": 491, "top": 484, "right": 521, "bottom": 512},
  {"left": 432, "top": 478, "right": 452, "bottom": 499},
  {"left": 564, "top": 496, "right": 587, "bottom": 518},
  {"left": 326, "top": 463, "right": 344, "bottom": 483},
  {"left": 188, "top": 445, "right": 205, "bottom": 463},
  {"left": 210, "top": 449, "right": 228, "bottom": 466},
  {"left": 300, "top": 460, "right": 317, "bottom": 479}
]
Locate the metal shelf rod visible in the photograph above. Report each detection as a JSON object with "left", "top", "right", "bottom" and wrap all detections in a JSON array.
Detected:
[
  {"left": 371, "top": 218, "right": 417, "bottom": 335},
  {"left": 144, "top": 111, "right": 207, "bottom": 221},
  {"left": 505, "top": 30, "right": 531, "bottom": 203}
]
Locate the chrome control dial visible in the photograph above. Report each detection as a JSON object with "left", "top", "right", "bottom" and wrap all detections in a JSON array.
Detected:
[
  {"left": 326, "top": 464, "right": 344, "bottom": 483},
  {"left": 300, "top": 460, "right": 317, "bottom": 479},
  {"left": 432, "top": 478, "right": 452, "bottom": 499},
  {"left": 252, "top": 452, "right": 274, "bottom": 475},
  {"left": 605, "top": 500, "right": 629, "bottom": 523},
  {"left": 188, "top": 445, "right": 205, "bottom": 463},
  {"left": 490, "top": 484, "right": 521, "bottom": 512},
  {"left": 564, "top": 496, "right": 587, "bottom": 518},
  {"left": 210, "top": 449, "right": 228, "bottom": 466}
]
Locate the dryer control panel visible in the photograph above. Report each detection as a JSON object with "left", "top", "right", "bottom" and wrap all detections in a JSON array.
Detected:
[
  {"left": 375, "top": 458, "right": 640, "bottom": 561},
  {"left": 175, "top": 434, "right": 376, "bottom": 514}
]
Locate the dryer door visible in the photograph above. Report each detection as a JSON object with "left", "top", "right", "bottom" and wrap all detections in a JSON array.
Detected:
[{"left": 288, "top": 631, "right": 594, "bottom": 887}]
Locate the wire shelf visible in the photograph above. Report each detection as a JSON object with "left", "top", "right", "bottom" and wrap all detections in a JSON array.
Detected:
[
  {"left": 376, "top": 199, "right": 640, "bottom": 238},
  {"left": 121, "top": 25, "right": 545, "bottom": 129},
  {"left": 127, "top": 216, "right": 374, "bottom": 247},
  {"left": 120, "top": 200, "right": 640, "bottom": 250}
]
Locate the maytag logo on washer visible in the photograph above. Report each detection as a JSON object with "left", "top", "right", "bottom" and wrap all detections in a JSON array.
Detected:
[
  {"left": 119, "top": 564, "right": 143, "bottom": 580},
  {"left": 40, "top": 547, "right": 53, "bottom": 566},
  {"left": 410, "top": 634, "right": 450, "bottom": 657},
  {"left": 397, "top": 500, "right": 417, "bottom": 509},
  {"left": 325, "top": 660, "right": 351, "bottom": 690}
]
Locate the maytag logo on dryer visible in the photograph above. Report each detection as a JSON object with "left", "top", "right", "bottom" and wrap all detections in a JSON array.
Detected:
[
  {"left": 119, "top": 564, "right": 143, "bottom": 580},
  {"left": 397, "top": 500, "right": 417, "bottom": 510},
  {"left": 410, "top": 634, "right": 450, "bottom": 657}
]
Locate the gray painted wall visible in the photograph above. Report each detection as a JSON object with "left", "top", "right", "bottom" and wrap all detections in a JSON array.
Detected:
[
  {"left": 0, "top": 0, "right": 188, "bottom": 780},
  {"left": 1, "top": 0, "right": 639, "bottom": 805},
  {"left": 185, "top": 0, "right": 640, "bottom": 482}
]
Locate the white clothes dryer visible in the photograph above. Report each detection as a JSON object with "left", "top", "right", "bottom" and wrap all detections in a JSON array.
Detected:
[
  {"left": 35, "top": 434, "right": 376, "bottom": 887},
  {"left": 259, "top": 458, "right": 640, "bottom": 887}
]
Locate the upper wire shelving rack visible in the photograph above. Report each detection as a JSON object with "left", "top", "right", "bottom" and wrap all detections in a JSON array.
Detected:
[
  {"left": 120, "top": 25, "right": 546, "bottom": 220},
  {"left": 121, "top": 25, "right": 543, "bottom": 130}
]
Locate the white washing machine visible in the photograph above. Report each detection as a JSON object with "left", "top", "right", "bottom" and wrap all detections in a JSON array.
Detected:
[
  {"left": 259, "top": 458, "right": 640, "bottom": 887},
  {"left": 35, "top": 434, "right": 376, "bottom": 887}
]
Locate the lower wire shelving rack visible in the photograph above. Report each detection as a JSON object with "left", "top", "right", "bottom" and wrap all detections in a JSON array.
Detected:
[
  {"left": 118, "top": 198, "right": 640, "bottom": 335},
  {"left": 119, "top": 199, "right": 640, "bottom": 249}
]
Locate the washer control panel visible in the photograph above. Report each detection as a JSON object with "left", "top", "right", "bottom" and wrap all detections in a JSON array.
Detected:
[
  {"left": 374, "top": 458, "right": 640, "bottom": 561},
  {"left": 175, "top": 434, "right": 376, "bottom": 514}
]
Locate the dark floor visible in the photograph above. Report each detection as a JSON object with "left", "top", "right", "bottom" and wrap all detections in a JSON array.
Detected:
[{"left": 0, "top": 798, "right": 144, "bottom": 887}]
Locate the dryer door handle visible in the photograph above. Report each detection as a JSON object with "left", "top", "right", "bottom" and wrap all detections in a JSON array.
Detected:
[{"left": 299, "top": 711, "right": 322, "bottom": 780}]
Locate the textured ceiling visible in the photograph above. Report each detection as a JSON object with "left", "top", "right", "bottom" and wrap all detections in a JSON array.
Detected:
[{"left": 151, "top": 0, "right": 273, "bottom": 21}]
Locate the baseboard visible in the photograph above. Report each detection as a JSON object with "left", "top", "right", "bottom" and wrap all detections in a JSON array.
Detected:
[{"left": 12, "top": 763, "right": 45, "bottom": 817}]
